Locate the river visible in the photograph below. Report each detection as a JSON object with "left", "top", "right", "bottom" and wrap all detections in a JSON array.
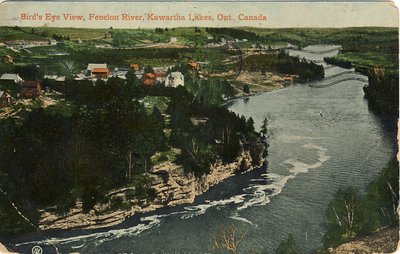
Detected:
[{"left": 6, "top": 45, "right": 397, "bottom": 254}]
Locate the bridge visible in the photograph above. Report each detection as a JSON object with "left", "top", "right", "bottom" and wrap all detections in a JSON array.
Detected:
[
  {"left": 290, "top": 47, "right": 342, "bottom": 54},
  {"left": 309, "top": 76, "right": 368, "bottom": 88}
]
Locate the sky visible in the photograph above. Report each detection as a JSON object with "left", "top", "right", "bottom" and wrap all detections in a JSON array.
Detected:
[{"left": 0, "top": 0, "right": 398, "bottom": 28}]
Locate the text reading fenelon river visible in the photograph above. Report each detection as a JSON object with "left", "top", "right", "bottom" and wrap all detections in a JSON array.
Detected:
[{"left": 9, "top": 46, "right": 397, "bottom": 254}]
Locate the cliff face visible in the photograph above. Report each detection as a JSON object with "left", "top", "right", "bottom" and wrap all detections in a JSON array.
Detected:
[
  {"left": 39, "top": 146, "right": 265, "bottom": 230},
  {"left": 150, "top": 149, "right": 257, "bottom": 206}
]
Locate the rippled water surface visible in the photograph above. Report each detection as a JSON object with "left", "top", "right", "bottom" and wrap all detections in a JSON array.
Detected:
[{"left": 8, "top": 46, "right": 397, "bottom": 254}]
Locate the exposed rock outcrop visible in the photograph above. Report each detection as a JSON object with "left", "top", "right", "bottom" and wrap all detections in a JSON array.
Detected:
[{"left": 39, "top": 145, "right": 265, "bottom": 230}]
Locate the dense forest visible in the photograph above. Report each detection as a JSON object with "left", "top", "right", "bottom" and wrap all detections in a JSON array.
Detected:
[
  {"left": 363, "top": 71, "right": 399, "bottom": 114},
  {"left": 0, "top": 67, "right": 264, "bottom": 235},
  {"left": 244, "top": 50, "right": 324, "bottom": 82},
  {"left": 323, "top": 57, "right": 352, "bottom": 69}
]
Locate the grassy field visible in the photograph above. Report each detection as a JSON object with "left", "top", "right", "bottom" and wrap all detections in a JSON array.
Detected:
[
  {"left": 0, "top": 27, "right": 48, "bottom": 42},
  {"left": 336, "top": 52, "right": 398, "bottom": 71}
]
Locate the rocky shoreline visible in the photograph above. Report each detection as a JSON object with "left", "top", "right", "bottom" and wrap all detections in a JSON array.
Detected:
[{"left": 39, "top": 144, "right": 266, "bottom": 231}]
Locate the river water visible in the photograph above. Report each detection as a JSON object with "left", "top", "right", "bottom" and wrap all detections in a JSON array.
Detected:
[{"left": 7, "top": 45, "right": 397, "bottom": 254}]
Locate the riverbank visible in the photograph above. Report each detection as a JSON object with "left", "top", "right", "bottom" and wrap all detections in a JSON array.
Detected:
[
  {"left": 211, "top": 69, "right": 292, "bottom": 98},
  {"left": 322, "top": 226, "right": 399, "bottom": 254},
  {"left": 39, "top": 146, "right": 265, "bottom": 231}
]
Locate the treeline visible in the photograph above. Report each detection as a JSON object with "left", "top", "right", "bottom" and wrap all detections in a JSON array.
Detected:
[
  {"left": 322, "top": 159, "right": 399, "bottom": 248},
  {"left": 244, "top": 50, "right": 324, "bottom": 82},
  {"left": 323, "top": 57, "right": 352, "bottom": 69},
  {"left": 207, "top": 28, "right": 262, "bottom": 41},
  {"left": 363, "top": 71, "right": 399, "bottom": 114}
]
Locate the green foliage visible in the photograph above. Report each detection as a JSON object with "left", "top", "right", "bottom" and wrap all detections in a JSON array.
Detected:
[
  {"left": 324, "top": 57, "right": 352, "bottom": 69},
  {"left": 323, "top": 159, "right": 399, "bottom": 248},
  {"left": 276, "top": 234, "right": 300, "bottom": 254},
  {"left": 243, "top": 84, "right": 250, "bottom": 94},
  {"left": 14, "top": 64, "right": 44, "bottom": 80},
  {"left": 0, "top": 195, "right": 41, "bottom": 235},
  {"left": 208, "top": 28, "right": 262, "bottom": 42},
  {"left": 363, "top": 72, "right": 399, "bottom": 114},
  {"left": 111, "top": 30, "right": 139, "bottom": 47},
  {"left": 244, "top": 51, "right": 324, "bottom": 82},
  {"left": 185, "top": 77, "right": 235, "bottom": 105},
  {"left": 129, "top": 174, "right": 156, "bottom": 201}
]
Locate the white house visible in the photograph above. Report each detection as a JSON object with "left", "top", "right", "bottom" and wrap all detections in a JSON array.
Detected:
[
  {"left": 165, "top": 72, "right": 184, "bottom": 88},
  {"left": 44, "top": 75, "right": 66, "bottom": 82},
  {"left": 111, "top": 68, "right": 128, "bottom": 80},
  {"left": 170, "top": 37, "right": 178, "bottom": 43},
  {"left": 49, "top": 39, "right": 57, "bottom": 45},
  {"left": 0, "top": 73, "right": 23, "bottom": 84}
]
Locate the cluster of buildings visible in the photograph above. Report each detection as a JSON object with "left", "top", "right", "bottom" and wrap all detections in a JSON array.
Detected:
[
  {"left": 0, "top": 73, "right": 41, "bottom": 108},
  {"left": 73, "top": 62, "right": 196, "bottom": 88},
  {"left": 0, "top": 61, "right": 201, "bottom": 109}
]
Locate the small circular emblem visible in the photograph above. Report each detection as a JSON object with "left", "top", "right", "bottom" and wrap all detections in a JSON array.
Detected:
[{"left": 31, "top": 245, "right": 43, "bottom": 254}]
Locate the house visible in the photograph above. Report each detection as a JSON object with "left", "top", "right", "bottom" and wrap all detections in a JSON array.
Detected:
[
  {"left": 165, "top": 72, "right": 184, "bottom": 88},
  {"left": 170, "top": 37, "right": 178, "bottom": 43},
  {"left": 0, "top": 91, "right": 13, "bottom": 108},
  {"left": 143, "top": 73, "right": 156, "bottom": 86},
  {"left": 3, "top": 55, "right": 13, "bottom": 64},
  {"left": 91, "top": 68, "right": 110, "bottom": 79},
  {"left": 130, "top": 64, "right": 140, "bottom": 71},
  {"left": 48, "top": 39, "right": 57, "bottom": 45},
  {"left": 87, "top": 63, "right": 108, "bottom": 71},
  {"left": 155, "top": 72, "right": 166, "bottom": 84},
  {"left": 73, "top": 73, "right": 88, "bottom": 81},
  {"left": 153, "top": 66, "right": 169, "bottom": 73},
  {"left": 21, "top": 80, "right": 41, "bottom": 98},
  {"left": 188, "top": 62, "right": 200, "bottom": 71},
  {"left": 112, "top": 68, "right": 128, "bottom": 80},
  {"left": 44, "top": 75, "right": 66, "bottom": 82},
  {"left": 0, "top": 73, "right": 23, "bottom": 84}
]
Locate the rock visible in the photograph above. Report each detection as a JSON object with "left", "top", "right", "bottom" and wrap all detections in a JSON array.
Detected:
[{"left": 38, "top": 145, "right": 265, "bottom": 230}]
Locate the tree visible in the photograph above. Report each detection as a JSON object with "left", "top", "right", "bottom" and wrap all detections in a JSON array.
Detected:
[
  {"left": 15, "top": 64, "right": 44, "bottom": 80},
  {"left": 323, "top": 187, "right": 363, "bottom": 247},
  {"left": 276, "top": 234, "right": 299, "bottom": 254},
  {"left": 144, "top": 66, "right": 155, "bottom": 74},
  {"left": 243, "top": 84, "right": 250, "bottom": 94},
  {"left": 212, "top": 224, "right": 247, "bottom": 254}
]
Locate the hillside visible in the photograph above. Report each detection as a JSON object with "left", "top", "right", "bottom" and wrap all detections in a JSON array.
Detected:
[{"left": 323, "top": 227, "right": 398, "bottom": 254}]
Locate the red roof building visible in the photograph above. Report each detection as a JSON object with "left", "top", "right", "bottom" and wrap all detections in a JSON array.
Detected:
[
  {"left": 130, "top": 64, "right": 140, "bottom": 71},
  {"left": 92, "top": 68, "right": 110, "bottom": 79},
  {"left": 143, "top": 73, "right": 156, "bottom": 86},
  {"left": 188, "top": 62, "right": 200, "bottom": 70}
]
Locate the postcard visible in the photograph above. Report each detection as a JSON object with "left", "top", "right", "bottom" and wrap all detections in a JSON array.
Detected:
[{"left": 0, "top": 1, "right": 398, "bottom": 254}]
